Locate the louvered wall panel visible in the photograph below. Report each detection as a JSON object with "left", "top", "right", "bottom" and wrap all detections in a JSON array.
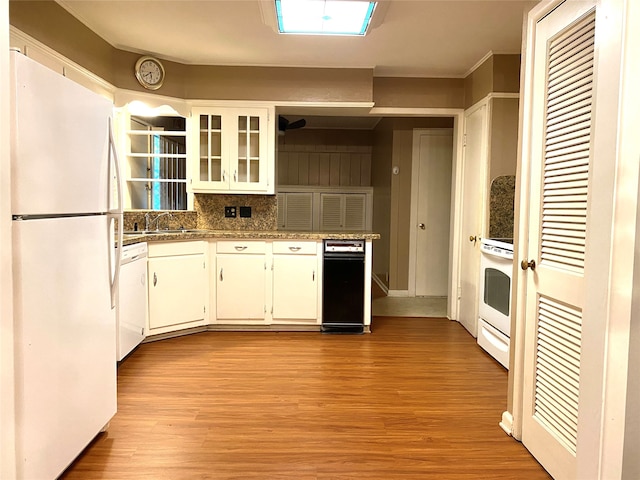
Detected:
[
  {"left": 535, "top": 295, "right": 582, "bottom": 455},
  {"left": 541, "top": 14, "right": 595, "bottom": 275}
]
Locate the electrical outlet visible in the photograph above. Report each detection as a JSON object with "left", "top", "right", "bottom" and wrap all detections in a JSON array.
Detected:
[
  {"left": 240, "top": 206, "right": 252, "bottom": 218},
  {"left": 224, "top": 206, "right": 236, "bottom": 218}
]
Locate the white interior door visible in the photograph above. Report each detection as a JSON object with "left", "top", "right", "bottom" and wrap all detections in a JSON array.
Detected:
[
  {"left": 412, "top": 129, "right": 453, "bottom": 297},
  {"left": 457, "top": 105, "right": 488, "bottom": 336},
  {"left": 520, "top": 3, "right": 596, "bottom": 479}
]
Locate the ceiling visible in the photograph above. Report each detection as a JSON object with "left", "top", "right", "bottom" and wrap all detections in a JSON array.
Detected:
[{"left": 56, "top": 0, "right": 537, "bottom": 128}]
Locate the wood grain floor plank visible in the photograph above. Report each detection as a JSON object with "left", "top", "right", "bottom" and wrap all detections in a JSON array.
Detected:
[{"left": 60, "top": 318, "right": 550, "bottom": 479}]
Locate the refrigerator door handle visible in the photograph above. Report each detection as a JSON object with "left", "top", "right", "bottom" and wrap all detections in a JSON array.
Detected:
[
  {"left": 108, "top": 116, "right": 123, "bottom": 217},
  {"left": 108, "top": 117, "right": 123, "bottom": 309},
  {"left": 108, "top": 213, "right": 121, "bottom": 310}
]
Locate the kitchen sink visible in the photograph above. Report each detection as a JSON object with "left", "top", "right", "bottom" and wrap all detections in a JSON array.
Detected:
[{"left": 123, "top": 229, "right": 210, "bottom": 235}]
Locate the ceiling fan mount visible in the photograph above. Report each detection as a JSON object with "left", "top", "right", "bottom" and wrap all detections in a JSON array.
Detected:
[{"left": 278, "top": 115, "right": 306, "bottom": 135}]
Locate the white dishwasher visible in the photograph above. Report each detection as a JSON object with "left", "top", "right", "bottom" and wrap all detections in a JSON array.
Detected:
[{"left": 117, "top": 242, "right": 148, "bottom": 361}]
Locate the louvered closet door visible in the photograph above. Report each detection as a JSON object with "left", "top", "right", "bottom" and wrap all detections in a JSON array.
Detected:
[{"left": 521, "top": 3, "right": 596, "bottom": 479}]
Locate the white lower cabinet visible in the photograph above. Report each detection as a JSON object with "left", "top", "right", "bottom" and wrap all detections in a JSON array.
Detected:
[
  {"left": 272, "top": 241, "right": 320, "bottom": 323},
  {"left": 147, "top": 241, "right": 208, "bottom": 335},
  {"left": 145, "top": 238, "right": 328, "bottom": 332},
  {"left": 215, "top": 241, "right": 266, "bottom": 323}
]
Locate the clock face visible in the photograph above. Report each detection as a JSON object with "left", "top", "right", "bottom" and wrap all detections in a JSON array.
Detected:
[{"left": 135, "top": 56, "right": 165, "bottom": 90}]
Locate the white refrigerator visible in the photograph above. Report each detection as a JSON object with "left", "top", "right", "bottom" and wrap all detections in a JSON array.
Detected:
[{"left": 10, "top": 50, "right": 122, "bottom": 479}]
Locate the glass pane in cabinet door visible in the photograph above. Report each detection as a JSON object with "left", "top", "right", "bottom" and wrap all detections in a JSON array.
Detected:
[
  {"left": 211, "top": 158, "right": 222, "bottom": 182},
  {"left": 128, "top": 181, "right": 150, "bottom": 209},
  {"left": 130, "top": 134, "right": 149, "bottom": 155},
  {"left": 238, "top": 159, "right": 248, "bottom": 182},
  {"left": 199, "top": 129, "right": 208, "bottom": 181},
  {"left": 238, "top": 116, "right": 247, "bottom": 132},
  {"left": 249, "top": 116, "right": 260, "bottom": 131},
  {"left": 210, "top": 132, "right": 222, "bottom": 157},
  {"left": 249, "top": 131, "right": 260, "bottom": 158},
  {"left": 199, "top": 158, "right": 209, "bottom": 181},
  {"left": 250, "top": 159, "right": 260, "bottom": 182},
  {"left": 129, "top": 156, "right": 148, "bottom": 179}
]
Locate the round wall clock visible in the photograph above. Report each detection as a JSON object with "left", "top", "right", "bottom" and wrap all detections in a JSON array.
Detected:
[{"left": 134, "top": 56, "right": 165, "bottom": 90}]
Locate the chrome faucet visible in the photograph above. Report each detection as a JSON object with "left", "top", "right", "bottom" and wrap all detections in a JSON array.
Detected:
[{"left": 144, "top": 212, "right": 174, "bottom": 231}]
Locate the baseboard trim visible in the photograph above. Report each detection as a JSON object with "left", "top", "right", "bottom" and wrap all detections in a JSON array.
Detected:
[
  {"left": 499, "top": 410, "right": 514, "bottom": 436},
  {"left": 388, "top": 290, "right": 410, "bottom": 297},
  {"left": 371, "top": 273, "right": 389, "bottom": 295}
]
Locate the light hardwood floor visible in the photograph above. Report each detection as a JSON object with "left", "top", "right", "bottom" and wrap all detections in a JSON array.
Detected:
[{"left": 61, "top": 318, "right": 550, "bottom": 479}]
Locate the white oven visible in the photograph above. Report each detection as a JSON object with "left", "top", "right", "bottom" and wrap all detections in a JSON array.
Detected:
[{"left": 477, "top": 238, "right": 513, "bottom": 369}]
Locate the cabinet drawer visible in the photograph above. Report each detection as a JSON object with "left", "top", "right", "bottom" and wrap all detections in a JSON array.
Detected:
[
  {"left": 148, "top": 241, "right": 207, "bottom": 258},
  {"left": 272, "top": 241, "right": 318, "bottom": 255},
  {"left": 216, "top": 240, "right": 266, "bottom": 254}
]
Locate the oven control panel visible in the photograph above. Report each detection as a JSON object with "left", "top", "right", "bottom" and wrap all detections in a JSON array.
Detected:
[
  {"left": 324, "top": 240, "right": 365, "bottom": 253},
  {"left": 480, "top": 238, "right": 514, "bottom": 260}
]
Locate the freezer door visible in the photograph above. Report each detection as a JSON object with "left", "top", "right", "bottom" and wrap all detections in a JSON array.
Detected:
[
  {"left": 10, "top": 51, "right": 112, "bottom": 215},
  {"left": 12, "top": 216, "right": 117, "bottom": 479}
]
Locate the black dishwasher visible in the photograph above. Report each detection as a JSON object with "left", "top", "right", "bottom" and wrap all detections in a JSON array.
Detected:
[{"left": 322, "top": 239, "right": 365, "bottom": 334}]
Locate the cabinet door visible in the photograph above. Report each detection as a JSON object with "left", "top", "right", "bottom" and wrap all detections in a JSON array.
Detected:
[
  {"left": 216, "top": 254, "right": 265, "bottom": 320},
  {"left": 343, "top": 194, "right": 366, "bottom": 230},
  {"left": 229, "top": 108, "right": 269, "bottom": 192},
  {"left": 148, "top": 253, "right": 207, "bottom": 330},
  {"left": 320, "top": 193, "right": 366, "bottom": 231},
  {"left": 192, "top": 111, "right": 228, "bottom": 190},
  {"left": 272, "top": 254, "right": 318, "bottom": 320},
  {"left": 320, "top": 193, "right": 343, "bottom": 230},
  {"left": 279, "top": 192, "right": 313, "bottom": 231}
]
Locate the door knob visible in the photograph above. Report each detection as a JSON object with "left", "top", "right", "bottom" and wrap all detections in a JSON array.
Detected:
[
  {"left": 469, "top": 235, "right": 477, "bottom": 245},
  {"left": 418, "top": 223, "right": 425, "bottom": 230},
  {"left": 521, "top": 259, "right": 536, "bottom": 271}
]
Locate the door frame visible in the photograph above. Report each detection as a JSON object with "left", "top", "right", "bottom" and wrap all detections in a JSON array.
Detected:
[
  {"left": 369, "top": 107, "right": 464, "bottom": 319},
  {"left": 408, "top": 128, "right": 454, "bottom": 298}
]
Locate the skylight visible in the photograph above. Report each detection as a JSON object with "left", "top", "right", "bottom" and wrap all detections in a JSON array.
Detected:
[{"left": 275, "top": 0, "right": 376, "bottom": 36}]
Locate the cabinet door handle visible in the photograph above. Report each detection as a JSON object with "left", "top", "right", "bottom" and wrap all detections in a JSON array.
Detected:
[
  {"left": 312, "top": 270, "right": 315, "bottom": 281},
  {"left": 234, "top": 245, "right": 247, "bottom": 251},
  {"left": 220, "top": 268, "right": 223, "bottom": 281},
  {"left": 289, "top": 246, "right": 301, "bottom": 252},
  {"left": 222, "top": 170, "right": 226, "bottom": 182},
  {"left": 153, "top": 272, "right": 157, "bottom": 287},
  {"left": 234, "top": 170, "right": 237, "bottom": 182}
]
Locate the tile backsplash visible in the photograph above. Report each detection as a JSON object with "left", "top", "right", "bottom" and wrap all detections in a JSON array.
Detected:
[
  {"left": 194, "top": 194, "right": 277, "bottom": 230},
  {"left": 122, "top": 210, "right": 197, "bottom": 231},
  {"left": 489, "top": 175, "right": 516, "bottom": 239},
  {"left": 123, "top": 194, "right": 277, "bottom": 231}
]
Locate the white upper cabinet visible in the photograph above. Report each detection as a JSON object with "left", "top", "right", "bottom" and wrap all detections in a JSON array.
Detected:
[{"left": 189, "top": 106, "right": 274, "bottom": 194}]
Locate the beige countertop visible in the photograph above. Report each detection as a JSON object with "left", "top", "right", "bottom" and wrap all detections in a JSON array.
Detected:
[{"left": 122, "top": 230, "right": 380, "bottom": 246}]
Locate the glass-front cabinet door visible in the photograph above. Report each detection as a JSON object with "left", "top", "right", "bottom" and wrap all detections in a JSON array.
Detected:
[
  {"left": 195, "top": 112, "right": 226, "bottom": 190},
  {"left": 190, "top": 107, "right": 271, "bottom": 193}
]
